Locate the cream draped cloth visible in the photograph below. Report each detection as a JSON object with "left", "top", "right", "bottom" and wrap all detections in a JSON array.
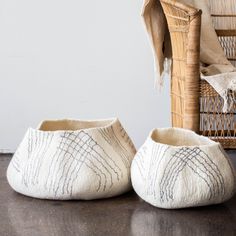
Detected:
[{"left": 143, "top": 0, "right": 236, "bottom": 112}]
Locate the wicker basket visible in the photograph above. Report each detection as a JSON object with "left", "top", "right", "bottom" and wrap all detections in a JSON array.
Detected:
[{"left": 160, "top": 0, "right": 236, "bottom": 149}]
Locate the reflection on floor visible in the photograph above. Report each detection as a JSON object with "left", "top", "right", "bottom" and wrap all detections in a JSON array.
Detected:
[{"left": 0, "top": 153, "right": 236, "bottom": 236}]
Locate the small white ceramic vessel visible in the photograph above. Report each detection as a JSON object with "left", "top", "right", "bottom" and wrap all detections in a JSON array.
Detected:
[
  {"left": 7, "top": 118, "right": 136, "bottom": 200},
  {"left": 131, "top": 128, "right": 236, "bottom": 209}
]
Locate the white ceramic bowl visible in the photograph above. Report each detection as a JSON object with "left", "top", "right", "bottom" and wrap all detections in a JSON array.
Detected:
[
  {"left": 131, "top": 128, "right": 236, "bottom": 209},
  {"left": 7, "top": 118, "right": 136, "bottom": 200}
]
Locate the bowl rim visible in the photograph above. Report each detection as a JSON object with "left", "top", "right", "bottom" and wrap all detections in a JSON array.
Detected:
[
  {"left": 28, "top": 117, "right": 120, "bottom": 134},
  {"left": 148, "top": 127, "right": 220, "bottom": 148}
]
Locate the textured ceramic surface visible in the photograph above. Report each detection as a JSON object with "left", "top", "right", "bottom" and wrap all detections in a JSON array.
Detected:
[
  {"left": 131, "top": 128, "right": 236, "bottom": 209},
  {"left": 7, "top": 118, "right": 136, "bottom": 200}
]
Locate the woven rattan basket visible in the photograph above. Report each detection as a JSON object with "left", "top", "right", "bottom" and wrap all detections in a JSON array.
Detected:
[{"left": 160, "top": 0, "right": 236, "bottom": 149}]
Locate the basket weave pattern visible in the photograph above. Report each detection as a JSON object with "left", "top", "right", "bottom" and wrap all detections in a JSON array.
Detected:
[{"left": 160, "top": 0, "right": 236, "bottom": 149}]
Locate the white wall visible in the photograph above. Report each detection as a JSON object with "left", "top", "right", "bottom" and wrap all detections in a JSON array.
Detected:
[{"left": 0, "top": 0, "right": 170, "bottom": 152}]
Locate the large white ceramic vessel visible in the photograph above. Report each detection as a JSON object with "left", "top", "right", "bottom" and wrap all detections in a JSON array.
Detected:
[
  {"left": 131, "top": 128, "right": 236, "bottom": 209},
  {"left": 7, "top": 118, "right": 136, "bottom": 200}
]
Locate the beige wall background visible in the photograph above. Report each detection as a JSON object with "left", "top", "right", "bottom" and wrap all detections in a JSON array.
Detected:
[{"left": 0, "top": 0, "right": 170, "bottom": 152}]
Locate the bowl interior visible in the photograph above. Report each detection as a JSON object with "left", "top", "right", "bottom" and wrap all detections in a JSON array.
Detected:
[
  {"left": 150, "top": 128, "right": 215, "bottom": 147},
  {"left": 39, "top": 119, "right": 115, "bottom": 131}
]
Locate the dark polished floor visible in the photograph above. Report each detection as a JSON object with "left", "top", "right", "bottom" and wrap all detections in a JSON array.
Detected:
[{"left": 1, "top": 152, "right": 236, "bottom": 236}]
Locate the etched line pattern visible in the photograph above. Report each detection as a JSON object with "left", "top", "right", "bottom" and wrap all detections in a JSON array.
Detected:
[
  {"left": 217, "top": 145, "right": 236, "bottom": 197},
  {"left": 159, "top": 147, "right": 225, "bottom": 203},
  {"left": 44, "top": 131, "right": 123, "bottom": 197},
  {"left": 133, "top": 144, "right": 169, "bottom": 198},
  {"left": 117, "top": 122, "right": 136, "bottom": 152},
  {"left": 22, "top": 130, "right": 54, "bottom": 187},
  {"left": 147, "top": 144, "right": 169, "bottom": 198},
  {"left": 98, "top": 126, "right": 134, "bottom": 170},
  {"left": 22, "top": 129, "right": 34, "bottom": 186},
  {"left": 11, "top": 149, "right": 21, "bottom": 173},
  {"left": 133, "top": 146, "right": 147, "bottom": 181}
]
